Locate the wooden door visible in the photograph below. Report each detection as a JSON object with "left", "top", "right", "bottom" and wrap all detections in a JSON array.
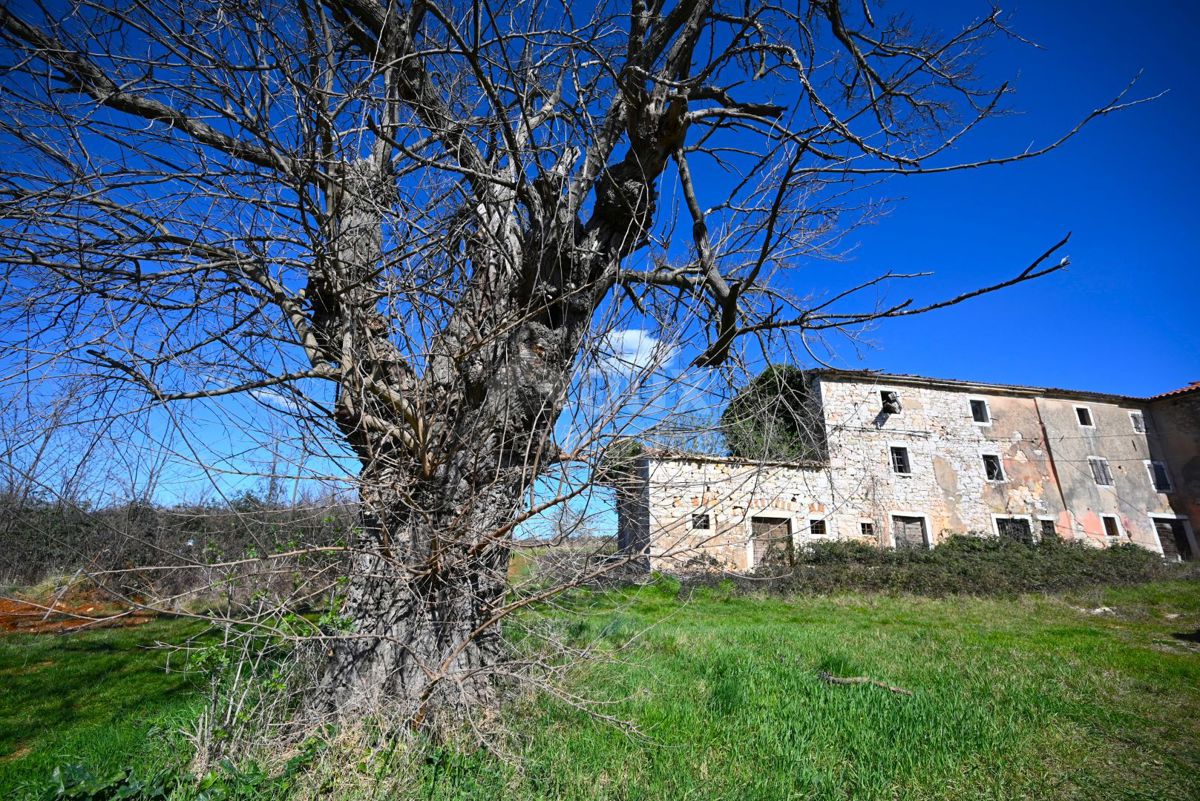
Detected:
[
  {"left": 751, "top": 517, "right": 793, "bottom": 568},
  {"left": 891, "top": 516, "right": 927, "bottom": 549}
]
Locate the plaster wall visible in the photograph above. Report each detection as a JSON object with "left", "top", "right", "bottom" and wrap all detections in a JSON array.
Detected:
[
  {"left": 1034, "top": 397, "right": 1175, "bottom": 551},
  {"left": 1147, "top": 390, "right": 1200, "bottom": 540}
]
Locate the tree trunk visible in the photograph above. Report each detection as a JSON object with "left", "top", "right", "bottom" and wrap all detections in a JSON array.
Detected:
[
  {"left": 313, "top": 159, "right": 583, "bottom": 727},
  {"left": 321, "top": 468, "right": 517, "bottom": 728}
]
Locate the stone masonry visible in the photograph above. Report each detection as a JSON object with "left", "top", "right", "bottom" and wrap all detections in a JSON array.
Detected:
[{"left": 617, "top": 370, "right": 1200, "bottom": 572}]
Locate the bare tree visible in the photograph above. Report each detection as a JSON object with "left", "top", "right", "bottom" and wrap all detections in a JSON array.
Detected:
[{"left": 0, "top": 0, "right": 1145, "bottom": 727}]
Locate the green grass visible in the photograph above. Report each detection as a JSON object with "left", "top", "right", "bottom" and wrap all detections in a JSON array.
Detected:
[
  {"left": 2, "top": 581, "right": 1198, "bottom": 800},
  {"left": 0, "top": 619, "right": 209, "bottom": 800},
  {"left": 416, "top": 579, "right": 1200, "bottom": 801}
]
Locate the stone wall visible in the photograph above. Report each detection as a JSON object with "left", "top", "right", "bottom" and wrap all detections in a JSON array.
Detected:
[
  {"left": 614, "top": 459, "right": 650, "bottom": 558},
  {"left": 631, "top": 374, "right": 1199, "bottom": 572},
  {"left": 817, "top": 376, "right": 1068, "bottom": 547},
  {"left": 1149, "top": 388, "right": 1200, "bottom": 545},
  {"left": 642, "top": 456, "right": 829, "bottom": 572}
]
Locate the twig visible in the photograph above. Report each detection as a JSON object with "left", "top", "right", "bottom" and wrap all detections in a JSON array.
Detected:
[{"left": 818, "top": 670, "right": 913, "bottom": 696}]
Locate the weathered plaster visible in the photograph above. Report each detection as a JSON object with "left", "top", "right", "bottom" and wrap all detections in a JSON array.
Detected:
[
  {"left": 619, "top": 373, "right": 1199, "bottom": 571},
  {"left": 1149, "top": 388, "right": 1200, "bottom": 551}
]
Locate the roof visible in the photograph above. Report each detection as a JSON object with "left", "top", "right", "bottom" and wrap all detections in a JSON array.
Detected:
[
  {"left": 806, "top": 368, "right": 1189, "bottom": 405},
  {"left": 1151, "top": 381, "right": 1200, "bottom": 400},
  {"left": 638, "top": 447, "right": 825, "bottom": 470}
]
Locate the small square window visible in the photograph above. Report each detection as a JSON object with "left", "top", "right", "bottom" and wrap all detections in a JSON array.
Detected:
[
  {"left": 1102, "top": 515, "right": 1121, "bottom": 540},
  {"left": 1076, "top": 406, "right": 1094, "bottom": 427},
  {"left": 810, "top": 519, "right": 827, "bottom": 536},
  {"left": 970, "top": 399, "right": 991, "bottom": 424},
  {"left": 1130, "top": 411, "right": 1146, "bottom": 433},
  {"left": 890, "top": 446, "right": 911, "bottom": 475},
  {"left": 1089, "top": 457, "right": 1113, "bottom": 486},
  {"left": 860, "top": 522, "right": 875, "bottom": 538},
  {"left": 1147, "top": 461, "right": 1172, "bottom": 492},
  {"left": 880, "top": 391, "right": 902, "bottom": 414},
  {"left": 692, "top": 513, "right": 711, "bottom": 530},
  {"left": 1040, "top": 519, "right": 1057, "bottom": 540},
  {"left": 982, "top": 454, "right": 1005, "bottom": 482}
]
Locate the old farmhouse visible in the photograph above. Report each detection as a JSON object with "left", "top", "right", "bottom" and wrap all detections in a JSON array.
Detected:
[{"left": 615, "top": 370, "right": 1200, "bottom": 571}]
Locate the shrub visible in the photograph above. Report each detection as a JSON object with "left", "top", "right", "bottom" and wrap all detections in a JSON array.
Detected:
[
  {"left": 688, "top": 535, "right": 1200, "bottom": 597},
  {"left": 721, "top": 365, "right": 824, "bottom": 462},
  {"left": 0, "top": 495, "right": 354, "bottom": 602}
]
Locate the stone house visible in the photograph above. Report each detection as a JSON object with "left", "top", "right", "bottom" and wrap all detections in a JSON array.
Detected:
[{"left": 615, "top": 370, "right": 1200, "bottom": 571}]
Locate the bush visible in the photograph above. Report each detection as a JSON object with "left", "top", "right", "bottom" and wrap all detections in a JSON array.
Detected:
[
  {"left": 688, "top": 535, "right": 1200, "bottom": 597},
  {"left": 721, "top": 365, "right": 824, "bottom": 462},
  {"left": 0, "top": 494, "right": 355, "bottom": 603}
]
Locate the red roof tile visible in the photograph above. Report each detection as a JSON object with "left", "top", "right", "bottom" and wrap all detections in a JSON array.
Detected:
[{"left": 1151, "top": 381, "right": 1200, "bottom": 399}]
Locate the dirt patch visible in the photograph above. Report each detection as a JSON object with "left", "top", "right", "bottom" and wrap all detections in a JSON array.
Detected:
[
  {"left": 0, "top": 591, "right": 155, "bottom": 635},
  {"left": 0, "top": 745, "right": 32, "bottom": 764}
]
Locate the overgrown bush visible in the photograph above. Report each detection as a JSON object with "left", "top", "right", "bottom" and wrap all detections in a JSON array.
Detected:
[
  {"left": 0, "top": 493, "right": 355, "bottom": 603},
  {"left": 689, "top": 535, "right": 1200, "bottom": 597},
  {"left": 721, "top": 365, "right": 824, "bottom": 462}
]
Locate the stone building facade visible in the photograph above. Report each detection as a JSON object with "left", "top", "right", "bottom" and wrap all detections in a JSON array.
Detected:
[{"left": 616, "top": 370, "right": 1200, "bottom": 571}]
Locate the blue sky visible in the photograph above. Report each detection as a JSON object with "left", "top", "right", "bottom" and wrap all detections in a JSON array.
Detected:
[
  {"left": 3, "top": 0, "right": 1196, "bottom": 508},
  {"left": 814, "top": 0, "right": 1198, "bottom": 397}
]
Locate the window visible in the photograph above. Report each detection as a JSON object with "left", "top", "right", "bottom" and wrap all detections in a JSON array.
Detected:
[
  {"left": 1102, "top": 515, "right": 1121, "bottom": 541},
  {"left": 691, "top": 513, "right": 711, "bottom": 530},
  {"left": 809, "top": 519, "right": 827, "bottom": 536},
  {"left": 1146, "top": 461, "right": 1172, "bottom": 492},
  {"left": 880, "top": 390, "right": 902, "bottom": 414},
  {"left": 982, "top": 454, "right": 1005, "bottom": 482},
  {"left": 1040, "top": 519, "right": 1058, "bottom": 541},
  {"left": 1089, "top": 457, "right": 1114, "bottom": 486},
  {"left": 860, "top": 522, "right": 875, "bottom": 538},
  {"left": 970, "top": 399, "right": 991, "bottom": 424},
  {"left": 996, "top": 517, "right": 1033, "bottom": 545},
  {"left": 1130, "top": 411, "right": 1146, "bottom": 433},
  {"left": 1075, "top": 406, "right": 1094, "bottom": 427},
  {"left": 890, "top": 446, "right": 911, "bottom": 475}
]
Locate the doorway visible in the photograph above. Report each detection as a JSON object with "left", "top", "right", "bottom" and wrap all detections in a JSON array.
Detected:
[
  {"left": 891, "top": 515, "right": 928, "bottom": 549},
  {"left": 1153, "top": 517, "right": 1195, "bottom": 561},
  {"left": 751, "top": 517, "right": 794, "bottom": 568}
]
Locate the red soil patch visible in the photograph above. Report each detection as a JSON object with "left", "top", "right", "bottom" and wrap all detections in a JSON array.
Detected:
[{"left": 0, "top": 590, "right": 155, "bottom": 635}]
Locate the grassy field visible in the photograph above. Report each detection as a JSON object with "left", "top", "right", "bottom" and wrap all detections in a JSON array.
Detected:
[
  {"left": 0, "top": 619, "right": 209, "bottom": 800},
  {"left": 2, "top": 581, "right": 1198, "bottom": 800}
]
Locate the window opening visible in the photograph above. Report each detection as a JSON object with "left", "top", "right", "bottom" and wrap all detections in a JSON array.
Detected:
[{"left": 982, "top": 454, "right": 1005, "bottom": 482}]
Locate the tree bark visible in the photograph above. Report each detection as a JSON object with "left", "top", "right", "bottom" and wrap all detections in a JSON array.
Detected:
[{"left": 322, "top": 471, "right": 515, "bottom": 726}]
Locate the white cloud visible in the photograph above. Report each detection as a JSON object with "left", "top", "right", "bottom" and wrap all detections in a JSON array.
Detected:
[
  {"left": 600, "top": 329, "right": 678, "bottom": 374},
  {"left": 248, "top": 387, "right": 302, "bottom": 412}
]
